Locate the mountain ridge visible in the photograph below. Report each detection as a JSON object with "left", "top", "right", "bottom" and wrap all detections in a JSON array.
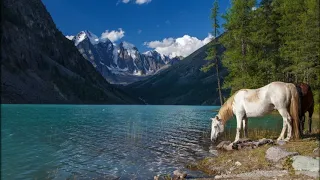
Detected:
[
  {"left": 1, "top": 0, "right": 141, "bottom": 104},
  {"left": 123, "top": 39, "right": 229, "bottom": 105},
  {"left": 69, "top": 30, "right": 181, "bottom": 84}
]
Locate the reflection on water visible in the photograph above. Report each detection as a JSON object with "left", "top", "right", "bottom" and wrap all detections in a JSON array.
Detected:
[{"left": 1, "top": 105, "right": 282, "bottom": 180}]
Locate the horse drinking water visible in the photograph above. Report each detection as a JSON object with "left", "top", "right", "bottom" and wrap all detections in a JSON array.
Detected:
[{"left": 211, "top": 81, "right": 301, "bottom": 143}]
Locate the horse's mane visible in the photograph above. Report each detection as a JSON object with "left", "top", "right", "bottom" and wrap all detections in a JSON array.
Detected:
[{"left": 218, "top": 91, "right": 238, "bottom": 124}]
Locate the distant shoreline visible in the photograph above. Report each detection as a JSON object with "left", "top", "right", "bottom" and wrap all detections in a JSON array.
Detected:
[{"left": 0, "top": 103, "right": 222, "bottom": 106}]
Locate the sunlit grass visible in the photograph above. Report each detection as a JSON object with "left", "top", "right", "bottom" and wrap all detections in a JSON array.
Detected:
[
  {"left": 191, "top": 112, "right": 320, "bottom": 177},
  {"left": 190, "top": 144, "right": 273, "bottom": 175}
]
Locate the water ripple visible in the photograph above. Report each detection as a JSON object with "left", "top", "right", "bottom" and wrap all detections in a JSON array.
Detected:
[{"left": 1, "top": 105, "right": 282, "bottom": 180}]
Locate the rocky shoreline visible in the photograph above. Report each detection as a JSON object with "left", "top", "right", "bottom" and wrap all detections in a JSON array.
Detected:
[{"left": 154, "top": 138, "right": 320, "bottom": 180}]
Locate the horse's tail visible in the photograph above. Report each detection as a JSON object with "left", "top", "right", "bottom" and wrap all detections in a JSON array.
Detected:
[{"left": 289, "top": 84, "right": 301, "bottom": 139}]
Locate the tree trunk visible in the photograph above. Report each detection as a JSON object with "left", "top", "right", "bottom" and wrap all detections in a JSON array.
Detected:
[
  {"left": 241, "top": 39, "right": 246, "bottom": 87},
  {"left": 215, "top": 57, "right": 223, "bottom": 105}
]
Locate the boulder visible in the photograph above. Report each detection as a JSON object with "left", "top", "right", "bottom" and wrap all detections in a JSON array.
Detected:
[
  {"left": 217, "top": 139, "right": 274, "bottom": 151},
  {"left": 292, "top": 155, "right": 320, "bottom": 172},
  {"left": 265, "top": 146, "right": 299, "bottom": 163},
  {"left": 173, "top": 170, "right": 187, "bottom": 179},
  {"left": 295, "top": 171, "right": 320, "bottom": 178},
  {"left": 216, "top": 141, "right": 233, "bottom": 151},
  {"left": 216, "top": 141, "right": 231, "bottom": 149}
]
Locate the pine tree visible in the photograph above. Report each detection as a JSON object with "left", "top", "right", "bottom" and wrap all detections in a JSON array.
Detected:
[
  {"left": 299, "top": 0, "right": 320, "bottom": 85},
  {"left": 299, "top": 0, "right": 320, "bottom": 105},
  {"left": 275, "top": 0, "right": 306, "bottom": 83},
  {"left": 219, "top": 0, "right": 319, "bottom": 109},
  {"left": 220, "top": 0, "right": 257, "bottom": 93},
  {"left": 247, "top": 0, "right": 282, "bottom": 85},
  {"left": 201, "top": 0, "right": 223, "bottom": 105}
]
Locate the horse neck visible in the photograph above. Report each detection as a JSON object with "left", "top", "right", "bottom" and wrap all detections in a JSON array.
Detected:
[{"left": 217, "top": 105, "right": 233, "bottom": 125}]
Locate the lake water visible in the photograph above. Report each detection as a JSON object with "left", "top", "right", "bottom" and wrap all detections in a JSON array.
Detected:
[{"left": 1, "top": 105, "right": 282, "bottom": 180}]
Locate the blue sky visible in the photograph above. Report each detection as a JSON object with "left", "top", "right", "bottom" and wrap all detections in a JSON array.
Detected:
[{"left": 42, "top": 0, "right": 231, "bottom": 56}]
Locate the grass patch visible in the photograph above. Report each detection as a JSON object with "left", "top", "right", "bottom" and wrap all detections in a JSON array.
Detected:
[
  {"left": 282, "top": 139, "right": 319, "bottom": 157},
  {"left": 194, "top": 144, "right": 273, "bottom": 175},
  {"left": 191, "top": 111, "right": 320, "bottom": 177},
  {"left": 248, "top": 129, "right": 279, "bottom": 140},
  {"left": 191, "top": 138, "right": 319, "bottom": 177},
  {"left": 282, "top": 157, "right": 295, "bottom": 175}
]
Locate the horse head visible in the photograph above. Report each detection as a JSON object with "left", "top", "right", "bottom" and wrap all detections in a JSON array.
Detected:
[{"left": 211, "top": 116, "right": 224, "bottom": 142}]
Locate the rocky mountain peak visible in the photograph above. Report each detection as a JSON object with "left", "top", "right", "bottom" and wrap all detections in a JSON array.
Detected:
[
  {"left": 71, "top": 31, "right": 181, "bottom": 84},
  {"left": 74, "top": 30, "right": 100, "bottom": 46},
  {"left": 1, "top": 0, "right": 141, "bottom": 104}
]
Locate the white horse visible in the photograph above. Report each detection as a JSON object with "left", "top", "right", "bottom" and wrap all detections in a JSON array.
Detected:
[{"left": 211, "top": 81, "right": 300, "bottom": 143}]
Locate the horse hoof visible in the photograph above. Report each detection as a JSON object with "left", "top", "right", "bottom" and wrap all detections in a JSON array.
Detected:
[
  {"left": 277, "top": 138, "right": 284, "bottom": 141},
  {"left": 284, "top": 138, "right": 290, "bottom": 142}
]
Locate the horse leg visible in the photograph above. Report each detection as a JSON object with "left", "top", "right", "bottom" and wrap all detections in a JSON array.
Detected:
[
  {"left": 308, "top": 106, "right": 314, "bottom": 133},
  {"left": 242, "top": 117, "right": 248, "bottom": 138},
  {"left": 234, "top": 113, "right": 244, "bottom": 143},
  {"left": 277, "top": 118, "right": 287, "bottom": 141},
  {"left": 300, "top": 115, "right": 305, "bottom": 136},
  {"left": 285, "top": 115, "right": 292, "bottom": 141},
  {"left": 308, "top": 116, "right": 312, "bottom": 133},
  {"left": 277, "top": 108, "right": 289, "bottom": 141}
]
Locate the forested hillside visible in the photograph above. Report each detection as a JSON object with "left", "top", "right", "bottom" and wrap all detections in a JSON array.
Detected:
[
  {"left": 125, "top": 41, "right": 229, "bottom": 105},
  {"left": 212, "top": 0, "right": 319, "bottom": 109}
]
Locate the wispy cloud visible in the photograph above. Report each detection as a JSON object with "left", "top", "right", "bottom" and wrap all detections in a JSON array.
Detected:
[
  {"left": 118, "top": 0, "right": 152, "bottom": 5},
  {"left": 165, "top": 20, "right": 171, "bottom": 25},
  {"left": 135, "top": 0, "right": 152, "bottom": 4},
  {"left": 138, "top": 29, "right": 142, "bottom": 34},
  {"left": 100, "top": 28, "right": 125, "bottom": 42},
  {"left": 144, "top": 34, "right": 213, "bottom": 58}
]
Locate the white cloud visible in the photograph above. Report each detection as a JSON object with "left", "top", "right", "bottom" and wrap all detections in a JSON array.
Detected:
[
  {"left": 138, "top": 29, "right": 142, "bottom": 34},
  {"left": 144, "top": 34, "right": 213, "bottom": 58},
  {"left": 135, "top": 0, "right": 152, "bottom": 4},
  {"left": 100, "top": 28, "right": 125, "bottom": 42},
  {"left": 119, "top": 0, "right": 151, "bottom": 5},
  {"left": 65, "top": 35, "right": 74, "bottom": 40}
]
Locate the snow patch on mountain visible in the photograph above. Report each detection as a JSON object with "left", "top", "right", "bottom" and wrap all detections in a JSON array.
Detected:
[
  {"left": 72, "top": 30, "right": 181, "bottom": 84},
  {"left": 112, "top": 45, "right": 119, "bottom": 66},
  {"left": 107, "top": 65, "right": 129, "bottom": 75},
  {"left": 74, "top": 31, "right": 99, "bottom": 46},
  {"left": 143, "top": 51, "right": 153, "bottom": 56},
  {"left": 121, "top": 41, "right": 138, "bottom": 60}
]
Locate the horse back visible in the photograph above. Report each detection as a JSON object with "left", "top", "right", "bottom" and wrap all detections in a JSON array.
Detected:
[
  {"left": 241, "top": 82, "right": 292, "bottom": 109},
  {"left": 296, "top": 83, "right": 311, "bottom": 96},
  {"left": 234, "top": 83, "right": 289, "bottom": 117}
]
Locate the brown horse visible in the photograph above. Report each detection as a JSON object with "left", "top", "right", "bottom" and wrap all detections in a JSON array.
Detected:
[{"left": 296, "top": 83, "right": 314, "bottom": 135}]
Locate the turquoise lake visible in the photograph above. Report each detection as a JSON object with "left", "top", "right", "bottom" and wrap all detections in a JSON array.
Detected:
[{"left": 1, "top": 105, "right": 283, "bottom": 180}]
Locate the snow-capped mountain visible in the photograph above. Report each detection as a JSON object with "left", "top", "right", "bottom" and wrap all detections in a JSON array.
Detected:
[{"left": 68, "top": 31, "right": 180, "bottom": 84}]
